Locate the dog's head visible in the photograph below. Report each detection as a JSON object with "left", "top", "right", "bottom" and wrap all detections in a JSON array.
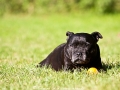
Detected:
[{"left": 65, "top": 31, "right": 103, "bottom": 65}]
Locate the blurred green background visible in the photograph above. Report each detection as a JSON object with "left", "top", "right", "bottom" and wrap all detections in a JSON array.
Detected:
[{"left": 0, "top": 0, "right": 120, "bottom": 16}]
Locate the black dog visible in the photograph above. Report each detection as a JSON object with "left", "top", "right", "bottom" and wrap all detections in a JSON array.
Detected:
[{"left": 37, "top": 31, "right": 103, "bottom": 71}]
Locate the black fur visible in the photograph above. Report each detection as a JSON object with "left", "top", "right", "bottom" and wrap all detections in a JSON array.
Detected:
[{"left": 37, "top": 31, "right": 103, "bottom": 71}]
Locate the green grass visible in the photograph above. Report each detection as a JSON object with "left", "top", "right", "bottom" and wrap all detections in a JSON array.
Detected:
[{"left": 0, "top": 14, "right": 120, "bottom": 90}]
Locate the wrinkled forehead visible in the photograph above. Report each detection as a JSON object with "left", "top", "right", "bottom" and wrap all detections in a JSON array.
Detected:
[
  {"left": 69, "top": 34, "right": 95, "bottom": 44},
  {"left": 71, "top": 36, "right": 87, "bottom": 44},
  {"left": 72, "top": 36, "right": 86, "bottom": 42}
]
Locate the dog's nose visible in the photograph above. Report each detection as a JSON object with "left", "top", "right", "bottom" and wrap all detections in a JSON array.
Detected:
[
  {"left": 77, "top": 52, "right": 82, "bottom": 56},
  {"left": 77, "top": 53, "right": 80, "bottom": 55}
]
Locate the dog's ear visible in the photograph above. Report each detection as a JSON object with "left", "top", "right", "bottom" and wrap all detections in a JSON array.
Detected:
[
  {"left": 66, "top": 31, "right": 74, "bottom": 36},
  {"left": 66, "top": 31, "right": 74, "bottom": 40},
  {"left": 91, "top": 31, "right": 103, "bottom": 42}
]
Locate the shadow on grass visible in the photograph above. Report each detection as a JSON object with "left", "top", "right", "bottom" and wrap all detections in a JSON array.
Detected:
[
  {"left": 36, "top": 61, "right": 120, "bottom": 73},
  {"left": 102, "top": 61, "right": 120, "bottom": 71}
]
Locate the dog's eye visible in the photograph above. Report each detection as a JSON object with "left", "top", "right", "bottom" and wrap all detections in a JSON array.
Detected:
[
  {"left": 74, "top": 43, "right": 79, "bottom": 46},
  {"left": 69, "top": 43, "right": 77, "bottom": 47},
  {"left": 69, "top": 44, "right": 72, "bottom": 47},
  {"left": 73, "top": 42, "right": 79, "bottom": 47}
]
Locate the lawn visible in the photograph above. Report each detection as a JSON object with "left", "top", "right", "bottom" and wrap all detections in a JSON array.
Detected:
[{"left": 0, "top": 14, "right": 120, "bottom": 90}]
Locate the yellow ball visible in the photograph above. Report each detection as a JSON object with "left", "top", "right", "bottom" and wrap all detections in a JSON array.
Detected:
[{"left": 87, "top": 67, "right": 98, "bottom": 74}]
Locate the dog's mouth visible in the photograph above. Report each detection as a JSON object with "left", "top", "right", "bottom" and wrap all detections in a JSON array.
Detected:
[{"left": 73, "top": 59, "right": 90, "bottom": 64}]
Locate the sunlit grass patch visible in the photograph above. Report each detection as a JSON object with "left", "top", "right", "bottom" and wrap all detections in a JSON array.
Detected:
[{"left": 0, "top": 14, "right": 120, "bottom": 90}]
